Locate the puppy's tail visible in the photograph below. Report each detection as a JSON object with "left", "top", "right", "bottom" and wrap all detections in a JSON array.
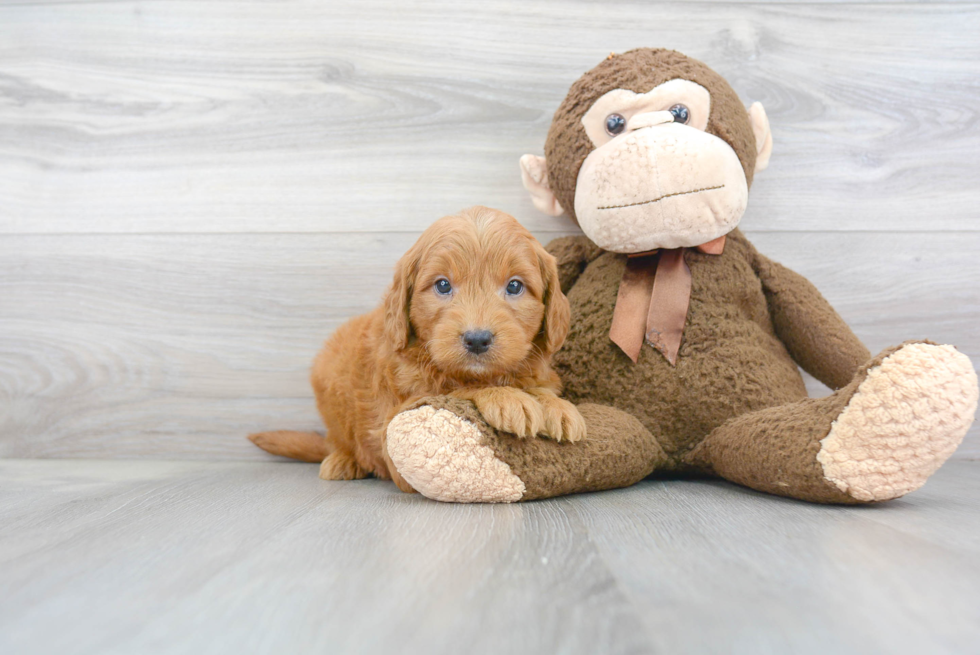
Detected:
[{"left": 248, "top": 430, "right": 329, "bottom": 463}]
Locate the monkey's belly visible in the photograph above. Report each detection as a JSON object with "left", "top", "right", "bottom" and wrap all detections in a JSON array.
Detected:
[{"left": 554, "top": 254, "right": 807, "bottom": 462}]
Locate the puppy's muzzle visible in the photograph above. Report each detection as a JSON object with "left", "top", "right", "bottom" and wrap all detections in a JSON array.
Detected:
[{"left": 462, "top": 330, "right": 494, "bottom": 355}]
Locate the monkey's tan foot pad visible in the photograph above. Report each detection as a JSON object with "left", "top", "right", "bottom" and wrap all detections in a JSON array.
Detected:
[
  {"left": 386, "top": 405, "right": 526, "bottom": 503},
  {"left": 818, "top": 343, "right": 978, "bottom": 502}
]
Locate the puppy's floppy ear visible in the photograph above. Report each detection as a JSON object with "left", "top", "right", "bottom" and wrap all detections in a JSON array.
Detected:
[
  {"left": 383, "top": 242, "right": 422, "bottom": 350},
  {"left": 534, "top": 241, "right": 571, "bottom": 357}
]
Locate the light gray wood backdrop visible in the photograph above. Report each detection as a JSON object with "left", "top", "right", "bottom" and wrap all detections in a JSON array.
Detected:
[{"left": 1, "top": 0, "right": 978, "bottom": 460}]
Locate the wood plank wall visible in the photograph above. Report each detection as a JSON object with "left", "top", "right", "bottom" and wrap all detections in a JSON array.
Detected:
[{"left": 1, "top": 0, "right": 978, "bottom": 460}]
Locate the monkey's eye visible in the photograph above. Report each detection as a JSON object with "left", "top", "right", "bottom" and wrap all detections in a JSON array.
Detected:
[
  {"left": 604, "top": 113, "right": 627, "bottom": 136},
  {"left": 434, "top": 278, "right": 452, "bottom": 295},
  {"left": 505, "top": 279, "right": 525, "bottom": 296},
  {"left": 668, "top": 104, "right": 690, "bottom": 125}
]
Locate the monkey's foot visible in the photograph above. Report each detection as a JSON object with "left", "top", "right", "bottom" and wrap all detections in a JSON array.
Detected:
[
  {"left": 386, "top": 405, "right": 526, "bottom": 503},
  {"left": 817, "top": 343, "right": 978, "bottom": 501}
]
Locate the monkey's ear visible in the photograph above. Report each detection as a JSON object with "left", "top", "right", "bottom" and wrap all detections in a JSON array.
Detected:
[
  {"left": 748, "top": 102, "right": 773, "bottom": 173},
  {"left": 520, "top": 155, "right": 565, "bottom": 217}
]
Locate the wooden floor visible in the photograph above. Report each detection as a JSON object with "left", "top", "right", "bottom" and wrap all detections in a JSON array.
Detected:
[{"left": 1, "top": 458, "right": 978, "bottom": 655}]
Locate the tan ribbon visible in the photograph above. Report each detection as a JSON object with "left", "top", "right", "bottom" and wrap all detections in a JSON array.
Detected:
[{"left": 609, "top": 235, "right": 726, "bottom": 365}]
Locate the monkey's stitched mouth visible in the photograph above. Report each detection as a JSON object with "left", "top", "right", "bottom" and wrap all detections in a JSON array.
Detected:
[{"left": 597, "top": 184, "right": 725, "bottom": 210}]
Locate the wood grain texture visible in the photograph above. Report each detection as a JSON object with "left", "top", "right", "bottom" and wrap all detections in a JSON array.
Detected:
[
  {"left": 1, "top": 231, "right": 977, "bottom": 459},
  {"left": 0, "top": 459, "right": 652, "bottom": 655},
  {"left": 575, "top": 460, "right": 980, "bottom": 654},
  {"left": 0, "top": 1, "right": 978, "bottom": 234},
  {"left": 1, "top": 458, "right": 978, "bottom": 655},
  {"left": 0, "top": 1, "right": 977, "bottom": 462},
  {"left": 2, "top": 5, "right": 978, "bottom": 653}
]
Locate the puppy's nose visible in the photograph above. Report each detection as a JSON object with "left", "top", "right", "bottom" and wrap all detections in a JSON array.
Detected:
[{"left": 462, "top": 330, "right": 494, "bottom": 355}]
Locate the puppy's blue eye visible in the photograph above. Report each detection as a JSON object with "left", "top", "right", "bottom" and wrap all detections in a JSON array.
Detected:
[
  {"left": 505, "top": 279, "right": 524, "bottom": 296},
  {"left": 434, "top": 278, "right": 452, "bottom": 295},
  {"left": 605, "top": 113, "right": 626, "bottom": 136}
]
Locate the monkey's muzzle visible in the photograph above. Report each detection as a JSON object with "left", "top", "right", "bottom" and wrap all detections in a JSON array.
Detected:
[{"left": 573, "top": 123, "right": 748, "bottom": 254}]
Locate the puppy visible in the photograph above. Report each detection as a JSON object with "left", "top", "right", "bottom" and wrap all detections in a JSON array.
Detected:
[{"left": 249, "top": 206, "right": 585, "bottom": 492}]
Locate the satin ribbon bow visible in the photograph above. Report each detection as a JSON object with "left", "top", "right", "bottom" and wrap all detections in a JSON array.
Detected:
[{"left": 609, "top": 235, "right": 726, "bottom": 365}]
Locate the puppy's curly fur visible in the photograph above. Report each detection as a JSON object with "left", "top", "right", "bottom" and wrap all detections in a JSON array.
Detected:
[{"left": 249, "top": 206, "right": 584, "bottom": 492}]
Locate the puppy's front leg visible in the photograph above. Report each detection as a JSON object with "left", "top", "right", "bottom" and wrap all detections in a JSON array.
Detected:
[
  {"left": 450, "top": 387, "right": 545, "bottom": 439},
  {"left": 526, "top": 388, "right": 587, "bottom": 443}
]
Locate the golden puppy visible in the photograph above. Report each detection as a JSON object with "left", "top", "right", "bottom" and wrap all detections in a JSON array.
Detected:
[{"left": 249, "top": 206, "right": 584, "bottom": 492}]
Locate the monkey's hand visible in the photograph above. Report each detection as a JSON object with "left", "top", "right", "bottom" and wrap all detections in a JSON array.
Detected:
[{"left": 449, "top": 386, "right": 545, "bottom": 439}]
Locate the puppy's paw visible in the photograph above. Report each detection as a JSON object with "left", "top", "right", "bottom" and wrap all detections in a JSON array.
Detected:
[
  {"left": 469, "top": 388, "right": 545, "bottom": 439},
  {"left": 538, "top": 396, "right": 587, "bottom": 443},
  {"left": 319, "top": 450, "right": 369, "bottom": 481}
]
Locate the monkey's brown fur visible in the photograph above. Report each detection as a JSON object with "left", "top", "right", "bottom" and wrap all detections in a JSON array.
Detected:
[
  {"left": 403, "top": 228, "right": 875, "bottom": 502},
  {"left": 384, "top": 49, "right": 976, "bottom": 504}
]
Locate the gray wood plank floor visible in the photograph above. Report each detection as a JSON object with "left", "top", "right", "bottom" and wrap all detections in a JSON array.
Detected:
[{"left": 1, "top": 458, "right": 978, "bottom": 655}]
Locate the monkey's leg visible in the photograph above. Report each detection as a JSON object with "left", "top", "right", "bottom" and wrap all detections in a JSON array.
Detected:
[
  {"left": 686, "top": 342, "right": 977, "bottom": 503},
  {"left": 385, "top": 398, "right": 667, "bottom": 503}
]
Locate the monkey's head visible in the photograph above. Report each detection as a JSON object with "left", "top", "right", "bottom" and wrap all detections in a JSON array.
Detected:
[{"left": 521, "top": 48, "right": 772, "bottom": 253}]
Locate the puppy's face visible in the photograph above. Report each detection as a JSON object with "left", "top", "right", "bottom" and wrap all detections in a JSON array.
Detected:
[{"left": 384, "top": 207, "right": 569, "bottom": 380}]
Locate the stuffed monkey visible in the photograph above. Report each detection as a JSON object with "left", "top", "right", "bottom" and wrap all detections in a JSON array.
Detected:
[{"left": 384, "top": 48, "right": 978, "bottom": 504}]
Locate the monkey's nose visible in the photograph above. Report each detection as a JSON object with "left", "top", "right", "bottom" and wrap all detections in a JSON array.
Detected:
[
  {"left": 628, "top": 110, "right": 674, "bottom": 131},
  {"left": 462, "top": 330, "right": 494, "bottom": 355}
]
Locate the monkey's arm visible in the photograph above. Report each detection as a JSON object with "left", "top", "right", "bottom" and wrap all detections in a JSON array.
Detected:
[
  {"left": 752, "top": 250, "right": 871, "bottom": 390},
  {"left": 545, "top": 236, "right": 604, "bottom": 294}
]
